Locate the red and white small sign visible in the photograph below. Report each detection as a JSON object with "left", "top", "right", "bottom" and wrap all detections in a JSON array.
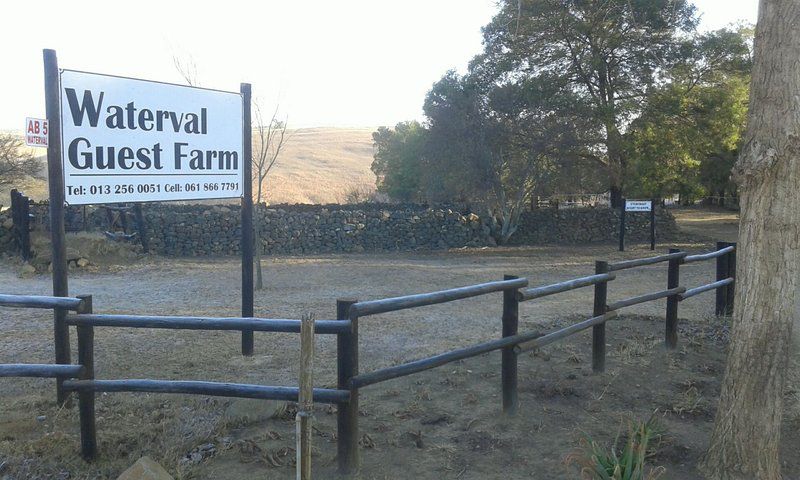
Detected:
[{"left": 25, "top": 117, "right": 48, "bottom": 147}]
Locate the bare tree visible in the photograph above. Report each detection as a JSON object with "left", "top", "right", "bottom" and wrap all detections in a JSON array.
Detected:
[
  {"left": 252, "top": 102, "right": 289, "bottom": 290},
  {"left": 699, "top": 1, "right": 800, "bottom": 478},
  {"left": 173, "top": 54, "right": 200, "bottom": 87},
  {"left": 0, "top": 133, "right": 40, "bottom": 189}
]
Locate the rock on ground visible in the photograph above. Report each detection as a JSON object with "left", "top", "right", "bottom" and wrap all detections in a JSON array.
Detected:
[{"left": 116, "top": 456, "right": 173, "bottom": 480}]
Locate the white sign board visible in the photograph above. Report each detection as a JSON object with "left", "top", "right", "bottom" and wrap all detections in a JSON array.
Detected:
[
  {"left": 625, "top": 200, "right": 652, "bottom": 212},
  {"left": 59, "top": 70, "right": 243, "bottom": 205},
  {"left": 25, "top": 117, "right": 48, "bottom": 147}
]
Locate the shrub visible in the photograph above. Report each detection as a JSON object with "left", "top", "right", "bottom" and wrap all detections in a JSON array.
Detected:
[{"left": 565, "top": 413, "right": 665, "bottom": 480}]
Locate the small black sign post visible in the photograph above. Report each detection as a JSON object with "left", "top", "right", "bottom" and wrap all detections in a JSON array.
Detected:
[
  {"left": 619, "top": 199, "right": 655, "bottom": 252},
  {"left": 650, "top": 199, "right": 656, "bottom": 250},
  {"left": 619, "top": 199, "right": 626, "bottom": 252}
]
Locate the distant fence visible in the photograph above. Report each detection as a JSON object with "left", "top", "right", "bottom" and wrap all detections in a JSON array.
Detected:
[
  {"left": 0, "top": 242, "right": 736, "bottom": 474},
  {"left": 533, "top": 192, "right": 610, "bottom": 209}
]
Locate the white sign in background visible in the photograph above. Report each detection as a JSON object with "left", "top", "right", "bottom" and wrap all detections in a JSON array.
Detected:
[
  {"left": 60, "top": 70, "right": 243, "bottom": 205},
  {"left": 625, "top": 200, "right": 652, "bottom": 212},
  {"left": 25, "top": 117, "right": 48, "bottom": 147}
]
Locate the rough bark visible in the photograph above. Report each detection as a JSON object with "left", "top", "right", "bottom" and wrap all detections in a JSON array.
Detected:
[
  {"left": 605, "top": 116, "right": 625, "bottom": 209},
  {"left": 700, "top": 1, "right": 800, "bottom": 478}
]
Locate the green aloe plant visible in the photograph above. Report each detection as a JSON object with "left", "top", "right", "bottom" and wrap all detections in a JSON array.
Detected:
[{"left": 566, "top": 413, "right": 665, "bottom": 480}]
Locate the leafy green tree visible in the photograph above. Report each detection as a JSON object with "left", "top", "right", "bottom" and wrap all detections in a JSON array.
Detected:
[
  {"left": 625, "top": 28, "right": 751, "bottom": 202},
  {"left": 478, "top": 0, "right": 699, "bottom": 206},
  {"left": 422, "top": 71, "right": 600, "bottom": 243},
  {"left": 371, "top": 121, "right": 427, "bottom": 202}
]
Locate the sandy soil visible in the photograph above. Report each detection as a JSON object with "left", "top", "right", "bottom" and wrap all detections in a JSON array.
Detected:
[{"left": 6, "top": 207, "right": 797, "bottom": 480}]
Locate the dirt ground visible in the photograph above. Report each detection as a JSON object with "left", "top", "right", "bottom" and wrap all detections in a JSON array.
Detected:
[
  {"left": 669, "top": 207, "right": 739, "bottom": 243},
  {"left": 3, "top": 207, "right": 798, "bottom": 480}
]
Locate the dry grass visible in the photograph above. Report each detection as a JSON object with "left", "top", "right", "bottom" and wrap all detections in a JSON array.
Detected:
[{"left": 258, "top": 127, "right": 376, "bottom": 205}]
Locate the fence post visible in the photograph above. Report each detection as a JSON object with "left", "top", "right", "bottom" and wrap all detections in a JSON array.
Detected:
[
  {"left": 76, "top": 294, "right": 96, "bottom": 460},
  {"left": 592, "top": 261, "right": 609, "bottom": 373},
  {"left": 725, "top": 242, "right": 737, "bottom": 316},
  {"left": 296, "top": 314, "right": 315, "bottom": 480},
  {"left": 501, "top": 274, "right": 519, "bottom": 415},
  {"left": 715, "top": 241, "right": 729, "bottom": 316},
  {"left": 665, "top": 248, "right": 681, "bottom": 349},
  {"left": 336, "top": 299, "right": 359, "bottom": 475}
]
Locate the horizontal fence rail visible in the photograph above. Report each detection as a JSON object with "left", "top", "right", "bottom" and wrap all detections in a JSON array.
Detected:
[
  {"left": 680, "top": 278, "right": 734, "bottom": 300},
  {"left": 61, "top": 379, "right": 350, "bottom": 404},
  {"left": 515, "top": 311, "right": 618, "bottom": 353},
  {"left": 350, "top": 277, "right": 528, "bottom": 317},
  {"left": 684, "top": 246, "right": 735, "bottom": 264},
  {"left": 0, "top": 364, "right": 85, "bottom": 378},
  {"left": 518, "top": 273, "right": 615, "bottom": 302},
  {"left": 66, "top": 314, "right": 348, "bottom": 335},
  {"left": 0, "top": 294, "right": 83, "bottom": 311},
  {"left": 350, "top": 329, "right": 545, "bottom": 389},
  {"left": 607, "top": 251, "right": 687, "bottom": 272},
  {"left": 607, "top": 286, "right": 686, "bottom": 311}
]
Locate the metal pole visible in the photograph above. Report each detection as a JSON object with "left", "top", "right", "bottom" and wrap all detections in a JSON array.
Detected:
[
  {"left": 44, "top": 48, "right": 71, "bottom": 406},
  {"left": 592, "top": 261, "right": 609, "bottom": 373},
  {"left": 665, "top": 248, "right": 681, "bottom": 349},
  {"left": 650, "top": 199, "right": 656, "bottom": 250},
  {"left": 76, "top": 294, "right": 96, "bottom": 460},
  {"left": 715, "top": 241, "right": 728, "bottom": 316},
  {"left": 619, "top": 199, "right": 626, "bottom": 252},
  {"left": 240, "top": 83, "right": 254, "bottom": 356},
  {"left": 337, "top": 299, "right": 359, "bottom": 475},
  {"left": 501, "top": 274, "right": 519, "bottom": 415}
]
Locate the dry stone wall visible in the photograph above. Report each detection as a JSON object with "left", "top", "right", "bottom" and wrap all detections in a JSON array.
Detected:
[
  {"left": 12, "top": 203, "right": 678, "bottom": 257},
  {"left": 0, "top": 209, "right": 14, "bottom": 253}
]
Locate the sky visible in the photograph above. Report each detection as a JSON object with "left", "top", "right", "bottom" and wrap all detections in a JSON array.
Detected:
[{"left": 0, "top": 0, "right": 758, "bottom": 131}]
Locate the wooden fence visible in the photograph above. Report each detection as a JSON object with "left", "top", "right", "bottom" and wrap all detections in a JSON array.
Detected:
[{"left": 0, "top": 242, "right": 736, "bottom": 474}]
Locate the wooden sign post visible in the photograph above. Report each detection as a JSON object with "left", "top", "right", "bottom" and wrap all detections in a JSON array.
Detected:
[
  {"left": 240, "top": 84, "right": 254, "bottom": 356},
  {"left": 42, "top": 49, "right": 255, "bottom": 408},
  {"left": 43, "top": 49, "right": 71, "bottom": 406}
]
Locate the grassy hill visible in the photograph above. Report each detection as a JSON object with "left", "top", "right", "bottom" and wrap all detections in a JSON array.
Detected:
[
  {"left": 0, "top": 127, "right": 378, "bottom": 206},
  {"left": 259, "top": 127, "right": 377, "bottom": 204}
]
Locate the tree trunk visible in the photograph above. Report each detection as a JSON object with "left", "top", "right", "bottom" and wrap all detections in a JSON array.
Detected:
[
  {"left": 254, "top": 203, "right": 263, "bottom": 290},
  {"left": 605, "top": 122, "right": 625, "bottom": 209},
  {"left": 700, "top": 1, "right": 800, "bottom": 478},
  {"left": 609, "top": 185, "right": 623, "bottom": 209},
  {"left": 254, "top": 179, "right": 264, "bottom": 291}
]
